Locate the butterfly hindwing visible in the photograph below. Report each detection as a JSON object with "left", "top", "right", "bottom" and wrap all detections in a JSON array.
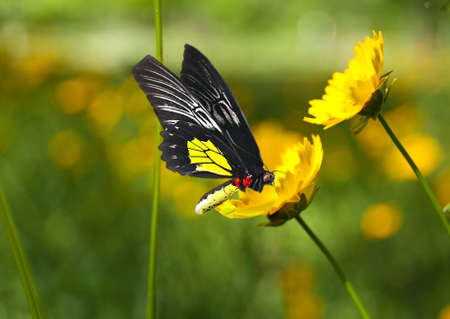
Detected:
[{"left": 160, "top": 121, "right": 234, "bottom": 178}]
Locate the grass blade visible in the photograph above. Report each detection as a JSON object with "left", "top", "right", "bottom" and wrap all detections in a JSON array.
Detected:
[
  {"left": 147, "top": 0, "right": 163, "bottom": 318},
  {"left": 0, "top": 186, "right": 46, "bottom": 319}
]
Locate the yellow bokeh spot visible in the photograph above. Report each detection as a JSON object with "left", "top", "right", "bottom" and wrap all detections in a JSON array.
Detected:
[
  {"left": 355, "top": 103, "right": 420, "bottom": 160},
  {"left": 252, "top": 121, "right": 303, "bottom": 170},
  {"left": 139, "top": 116, "right": 156, "bottom": 136},
  {"left": 384, "top": 103, "right": 422, "bottom": 136},
  {"left": 382, "top": 134, "right": 442, "bottom": 181},
  {"left": 438, "top": 304, "right": 450, "bottom": 319},
  {"left": 125, "top": 90, "right": 150, "bottom": 115},
  {"left": 120, "top": 76, "right": 149, "bottom": 116},
  {"left": 281, "top": 264, "right": 316, "bottom": 293},
  {"left": 361, "top": 203, "right": 403, "bottom": 240},
  {"left": 57, "top": 76, "right": 101, "bottom": 114},
  {"left": 158, "top": 169, "right": 211, "bottom": 217},
  {"left": 284, "top": 292, "right": 323, "bottom": 319},
  {"left": 322, "top": 144, "right": 356, "bottom": 182},
  {"left": 434, "top": 168, "right": 450, "bottom": 207},
  {"left": 116, "top": 135, "right": 155, "bottom": 180},
  {"left": 0, "top": 47, "right": 7, "bottom": 71},
  {"left": 88, "top": 89, "right": 124, "bottom": 135},
  {"left": 172, "top": 180, "right": 211, "bottom": 217},
  {"left": 280, "top": 264, "right": 323, "bottom": 319},
  {"left": 14, "top": 52, "right": 61, "bottom": 88},
  {"left": 48, "top": 130, "right": 84, "bottom": 169}
]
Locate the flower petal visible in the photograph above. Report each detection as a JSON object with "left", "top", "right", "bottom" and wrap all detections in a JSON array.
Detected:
[
  {"left": 304, "top": 30, "right": 385, "bottom": 129},
  {"left": 215, "top": 135, "right": 323, "bottom": 219}
]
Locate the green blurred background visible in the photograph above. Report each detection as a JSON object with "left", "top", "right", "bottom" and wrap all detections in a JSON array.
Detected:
[{"left": 0, "top": 0, "right": 449, "bottom": 318}]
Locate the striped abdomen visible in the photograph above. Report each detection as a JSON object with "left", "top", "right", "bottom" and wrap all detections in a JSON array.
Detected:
[{"left": 195, "top": 181, "right": 239, "bottom": 214}]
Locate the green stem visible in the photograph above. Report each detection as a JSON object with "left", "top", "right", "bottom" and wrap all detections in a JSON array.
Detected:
[
  {"left": 147, "top": 1, "right": 163, "bottom": 319},
  {"left": 295, "top": 215, "right": 371, "bottom": 319},
  {"left": 0, "top": 186, "right": 46, "bottom": 319},
  {"left": 377, "top": 114, "right": 449, "bottom": 236},
  {"left": 154, "top": 0, "right": 163, "bottom": 62}
]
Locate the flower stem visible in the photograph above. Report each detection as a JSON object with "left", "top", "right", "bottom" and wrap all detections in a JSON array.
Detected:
[
  {"left": 295, "top": 215, "right": 371, "bottom": 319},
  {"left": 0, "top": 186, "right": 46, "bottom": 319},
  {"left": 147, "top": 1, "right": 163, "bottom": 319},
  {"left": 377, "top": 113, "right": 449, "bottom": 236}
]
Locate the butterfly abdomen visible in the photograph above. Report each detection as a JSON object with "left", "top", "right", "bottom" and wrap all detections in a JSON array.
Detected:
[{"left": 195, "top": 181, "right": 238, "bottom": 215}]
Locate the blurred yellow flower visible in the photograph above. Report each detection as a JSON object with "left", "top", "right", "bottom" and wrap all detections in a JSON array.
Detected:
[
  {"left": 281, "top": 264, "right": 316, "bottom": 293},
  {"left": 88, "top": 89, "right": 124, "bottom": 135},
  {"left": 115, "top": 135, "right": 155, "bottom": 180},
  {"left": 14, "top": 52, "right": 61, "bottom": 88},
  {"left": 0, "top": 47, "right": 7, "bottom": 71},
  {"left": 171, "top": 179, "right": 211, "bottom": 217},
  {"left": 434, "top": 168, "right": 450, "bottom": 207},
  {"left": 216, "top": 135, "right": 323, "bottom": 219},
  {"left": 120, "top": 76, "right": 149, "bottom": 116},
  {"left": 139, "top": 116, "right": 157, "bottom": 136},
  {"left": 381, "top": 103, "right": 421, "bottom": 136},
  {"left": 361, "top": 203, "right": 403, "bottom": 240},
  {"left": 281, "top": 264, "right": 323, "bottom": 319},
  {"left": 285, "top": 292, "right": 323, "bottom": 319},
  {"left": 382, "top": 134, "right": 442, "bottom": 181},
  {"left": 252, "top": 122, "right": 303, "bottom": 169},
  {"left": 57, "top": 75, "right": 101, "bottom": 114},
  {"left": 156, "top": 168, "right": 212, "bottom": 217},
  {"left": 304, "top": 31, "right": 385, "bottom": 129},
  {"left": 355, "top": 103, "right": 420, "bottom": 159},
  {"left": 321, "top": 143, "right": 356, "bottom": 182},
  {"left": 48, "top": 130, "right": 84, "bottom": 169},
  {"left": 438, "top": 304, "right": 450, "bottom": 319}
]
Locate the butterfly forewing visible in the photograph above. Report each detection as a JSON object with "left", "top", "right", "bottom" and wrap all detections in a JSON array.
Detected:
[
  {"left": 180, "top": 45, "right": 264, "bottom": 169},
  {"left": 133, "top": 56, "right": 218, "bottom": 131}
]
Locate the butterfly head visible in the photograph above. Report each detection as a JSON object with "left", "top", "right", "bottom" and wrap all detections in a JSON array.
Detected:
[{"left": 263, "top": 171, "right": 275, "bottom": 185}]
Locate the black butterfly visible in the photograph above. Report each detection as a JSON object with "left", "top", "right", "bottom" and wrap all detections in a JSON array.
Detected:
[{"left": 133, "top": 44, "right": 275, "bottom": 214}]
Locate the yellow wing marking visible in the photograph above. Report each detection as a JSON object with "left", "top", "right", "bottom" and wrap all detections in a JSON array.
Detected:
[{"left": 187, "top": 138, "right": 232, "bottom": 176}]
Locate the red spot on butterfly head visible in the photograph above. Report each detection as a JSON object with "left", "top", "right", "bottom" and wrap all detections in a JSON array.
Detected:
[
  {"left": 243, "top": 176, "right": 252, "bottom": 187},
  {"left": 234, "top": 178, "right": 240, "bottom": 187}
]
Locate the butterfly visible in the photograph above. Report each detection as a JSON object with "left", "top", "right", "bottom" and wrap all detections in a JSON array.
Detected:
[{"left": 133, "top": 44, "right": 275, "bottom": 214}]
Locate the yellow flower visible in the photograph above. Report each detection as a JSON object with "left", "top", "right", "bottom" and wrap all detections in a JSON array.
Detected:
[
  {"left": 382, "top": 134, "right": 442, "bottom": 181},
  {"left": 304, "top": 30, "right": 385, "bottom": 129},
  {"left": 216, "top": 135, "right": 323, "bottom": 219}
]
